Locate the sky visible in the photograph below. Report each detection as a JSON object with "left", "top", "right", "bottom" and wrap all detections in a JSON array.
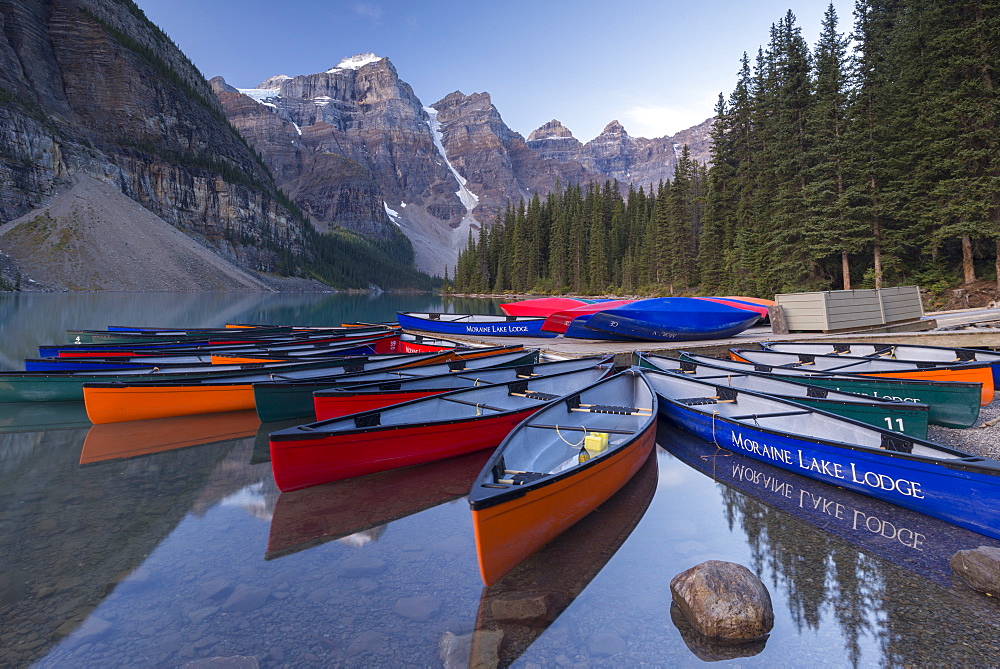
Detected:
[{"left": 135, "top": 0, "right": 856, "bottom": 142}]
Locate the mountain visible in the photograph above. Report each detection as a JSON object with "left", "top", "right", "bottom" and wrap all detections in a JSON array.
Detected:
[
  {"left": 0, "top": 0, "right": 334, "bottom": 290},
  {"left": 527, "top": 118, "right": 714, "bottom": 188},
  {"left": 224, "top": 55, "right": 712, "bottom": 275}
]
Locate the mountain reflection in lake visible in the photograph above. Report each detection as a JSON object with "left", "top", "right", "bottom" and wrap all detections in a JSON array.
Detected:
[{"left": 1, "top": 293, "right": 999, "bottom": 667}]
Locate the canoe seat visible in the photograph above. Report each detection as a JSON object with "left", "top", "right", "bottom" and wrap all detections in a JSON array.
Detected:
[
  {"left": 881, "top": 433, "right": 913, "bottom": 454},
  {"left": 497, "top": 471, "right": 548, "bottom": 485},
  {"left": 575, "top": 404, "right": 651, "bottom": 415},
  {"left": 354, "top": 413, "right": 380, "bottom": 428},
  {"left": 510, "top": 390, "right": 560, "bottom": 401},
  {"left": 678, "top": 397, "right": 721, "bottom": 406}
]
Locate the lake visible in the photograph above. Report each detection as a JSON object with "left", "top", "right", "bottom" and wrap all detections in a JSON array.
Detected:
[{"left": 1, "top": 292, "right": 998, "bottom": 667}]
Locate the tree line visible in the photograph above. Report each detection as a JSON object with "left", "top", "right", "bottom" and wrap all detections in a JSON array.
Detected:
[{"left": 451, "top": 0, "right": 999, "bottom": 298}]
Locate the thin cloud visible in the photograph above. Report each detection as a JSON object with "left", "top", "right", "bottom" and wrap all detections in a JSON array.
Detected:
[{"left": 353, "top": 3, "right": 383, "bottom": 20}]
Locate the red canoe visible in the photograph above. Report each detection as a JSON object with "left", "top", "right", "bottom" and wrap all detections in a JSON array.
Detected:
[
  {"left": 541, "top": 299, "right": 637, "bottom": 333},
  {"left": 268, "top": 366, "right": 609, "bottom": 491},
  {"left": 499, "top": 297, "right": 591, "bottom": 317}
]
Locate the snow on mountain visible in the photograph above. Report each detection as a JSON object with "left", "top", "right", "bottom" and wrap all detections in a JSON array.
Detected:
[{"left": 327, "top": 53, "right": 383, "bottom": 73}]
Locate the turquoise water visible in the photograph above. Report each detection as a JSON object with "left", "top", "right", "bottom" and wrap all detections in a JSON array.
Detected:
[{"left": 1, "top": 292, "right": 998, "bottom": 668}]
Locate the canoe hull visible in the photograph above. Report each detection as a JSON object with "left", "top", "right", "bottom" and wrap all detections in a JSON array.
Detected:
[
  {"left": 269, "top": 408, "right": 542, "bottom": 492},
  {"left": 658, "top": 402, "right": 1000, "bottom": 541},
  {"left": 585, "top": 298, "right": 760, "bottom": 341},
  {"left": 471, "top": 420, "right": 656, "bottom": 586},
  {"left": 396, "top": 313, "right": 556, "bottom": 338},
  {"left": 85, "top": 384, "right": 256, "bottom": 424}
]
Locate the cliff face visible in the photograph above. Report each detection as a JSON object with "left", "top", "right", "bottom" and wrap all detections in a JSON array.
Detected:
[
  {"left": 218, "top": 55, "right": 479, "bottom": 273},
  {"left": 0, "top": 0, "right": 306, "bottom": 278},
  {"left": 527, "top": 118, "right": 715, "bottom": 189},
  {"left": 431, "top": 92, "right": 597, "bottom": 222},
  {"left": 221, "top": 53, "right": 714, "bottom": 275}
]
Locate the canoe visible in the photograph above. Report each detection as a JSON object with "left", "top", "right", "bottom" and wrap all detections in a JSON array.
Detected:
[
  {"left": 268, "top": 366, "right": 610, "bottom": 492},
  {"left": 64, "top": 326, "right": 295, "bottom": 345},
  {"left": 0, "top": 353, "right": 434, "bottom": 404},
  {"left": 471, "top": 449, "right": 656, "bottom": 666},
  {"left": 541, "top": 300, "right": 640, "bottom": 341},
  {"left": 79, "top": 409, "right": 261, "bottom": 464},
  {"left": 693, "top": 297, "right": 769, "bottom": 319},
  {"left": 265, "top": 449, "right": 492, "bottom": 560},
  {"left": 583, "top": 297, "right": 761, "bottom": 341},
  {"left": 469, "top": 369, "right": 657, "bottom": 585},
  {"left": 499, "top": 297, "right": 591, "bottom": 317},
  {"left": 730, "top": 348, "right": 994, "bottom": 405},
  {"left": 636, "top": 353, "right": 930, "bottom": 438},
  {"left": 540, "top": 300, "right": 637, "bottom": 333},
  {"left": 662, "top": 422, "right": 1000, "bottom": 589},
  {"left": 679, "top": 351, "right": 982, "bottom": 429},
  {"left": 81, "top": 352, "right": 452, "bottom": 423},
  {"left": 396, "top": 312, "right": 557, "bottom": 338},
  {"left": 253, "top": 347, "right": 539, "bottom": 423},
  {"left": 646, "top": 369, "right": 1000, "bottom": 542},
  {"left": 25, "top": 333, "right": 397, "bottom": 371},
  {"left": 39, "top": 326, "right": 393, "bottom": 357},
  {"left": 313, "top": 355, "right": 613, "bottom": 420},
  {"left": 722, "top": 296, "right": 777, "bottom": 307},
  {"left": 759, "top": 340, "right": 1000, "bottom": 385}
]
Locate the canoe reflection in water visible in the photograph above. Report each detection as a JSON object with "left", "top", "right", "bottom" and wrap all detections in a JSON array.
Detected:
[
  {"left": 661, "top": 424, "right": 1000, "bottom": 589},
  {"left": 79, "top": 409, "right": 261, "bottom": 465},
  {"left": 463, "top": 451, "right": 657, "bottom": 668},
  {"left": 265, "top": 450, "right": 491, "bottom": 560}
]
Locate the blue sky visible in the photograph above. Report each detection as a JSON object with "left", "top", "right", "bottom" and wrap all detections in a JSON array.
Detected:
[{"left": 136, "top": 0, "right": 855, "bottom": 142}]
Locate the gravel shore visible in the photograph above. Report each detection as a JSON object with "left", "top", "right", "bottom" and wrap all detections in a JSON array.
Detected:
[{"left": 927, "top": 394, "right": 1000, "bottom": 457}]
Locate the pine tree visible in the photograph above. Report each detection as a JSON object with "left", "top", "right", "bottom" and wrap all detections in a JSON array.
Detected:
[{"left": 804, "top": 3, "right": 860, "bottom": 289}]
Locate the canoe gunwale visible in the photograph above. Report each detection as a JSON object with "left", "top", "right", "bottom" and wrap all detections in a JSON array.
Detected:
[
  {"left": 270, "top": 368, "right": 610, "bottom": 442},
  {"left": 469, "top": 370, "right": 658, "bottom": 510}
]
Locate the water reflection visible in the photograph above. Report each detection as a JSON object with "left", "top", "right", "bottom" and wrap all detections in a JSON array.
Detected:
[
  {"left": 80, "top": 409, "right": 261, "bottom": 464},
  {"left": 0, "top": 401, "right": 91, "bottom": 433},
  {"left": 467, "top": 451, "right": 657, "bottom": 668},
  {"left": 0, "top": 425, "right": 246, "bottom": 667},
  {"left": 266, "top": 450, "right": 491, "bottom": 560},
  {"left": 661, "top": 423, "right": 1000, "bottom": 666}
]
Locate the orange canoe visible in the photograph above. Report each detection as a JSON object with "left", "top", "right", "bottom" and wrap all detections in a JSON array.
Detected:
[{"left": 469, "top": 369, "right": 656, "bottom": 585}]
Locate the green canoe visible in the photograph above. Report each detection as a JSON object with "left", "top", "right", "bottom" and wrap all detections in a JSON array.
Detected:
[
  {"left": 636, "top": 353, "right": 930, "bottom": 438},
  {"left": 252, "top": 349, "right": 541, "bottom": 422},
  {"left": 677, "top": 352, "right": 981, "bottom": 429}
]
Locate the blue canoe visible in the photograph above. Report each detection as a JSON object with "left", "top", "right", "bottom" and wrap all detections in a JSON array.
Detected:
[
  {"left": 644, "top": 369, "right": 1000, "bottom": 541},
  {"left": 396, "top": 313, "right": 557, "bottom": 338},
  {"left": 583, "top": 297, "right": 761, "bottom": 341}
]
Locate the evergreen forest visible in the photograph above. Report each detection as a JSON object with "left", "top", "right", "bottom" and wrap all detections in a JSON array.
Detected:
[{"left": 451, "top": 0, "right": 999, "bottom": 298}]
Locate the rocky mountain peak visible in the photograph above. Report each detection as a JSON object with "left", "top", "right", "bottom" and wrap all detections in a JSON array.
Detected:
[
  {"left": 600, "top": 120, "right": 628, "bottom": 137},
  {"left": 257, "top": 74, "right": 292, "bottom": 89},
  {"left": 527, "top": 120, "right": 575, "bottom": 142},
  {"left": 326, "top": 53, "right": 384, "bottom": 73},
  {"left": 208, "top": 76, "right": 237, "bottom": 94}
]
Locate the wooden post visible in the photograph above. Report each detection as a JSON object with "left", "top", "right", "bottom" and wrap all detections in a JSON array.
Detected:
[{"left": 768, "top": 305, "right": 789, "bottom": 335}]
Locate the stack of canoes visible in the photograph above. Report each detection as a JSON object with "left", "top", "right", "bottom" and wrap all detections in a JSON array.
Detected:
[{"left": 411, "top": 297, "right": 766, "bottom": 342}]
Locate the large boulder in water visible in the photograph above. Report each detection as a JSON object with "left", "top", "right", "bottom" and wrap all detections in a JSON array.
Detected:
[
  {"left": 669, "top": 560, "right": 774, "bottom": 640},
  {"left": 951, "top": 546, "right": 1000, "bottom": 596}
]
